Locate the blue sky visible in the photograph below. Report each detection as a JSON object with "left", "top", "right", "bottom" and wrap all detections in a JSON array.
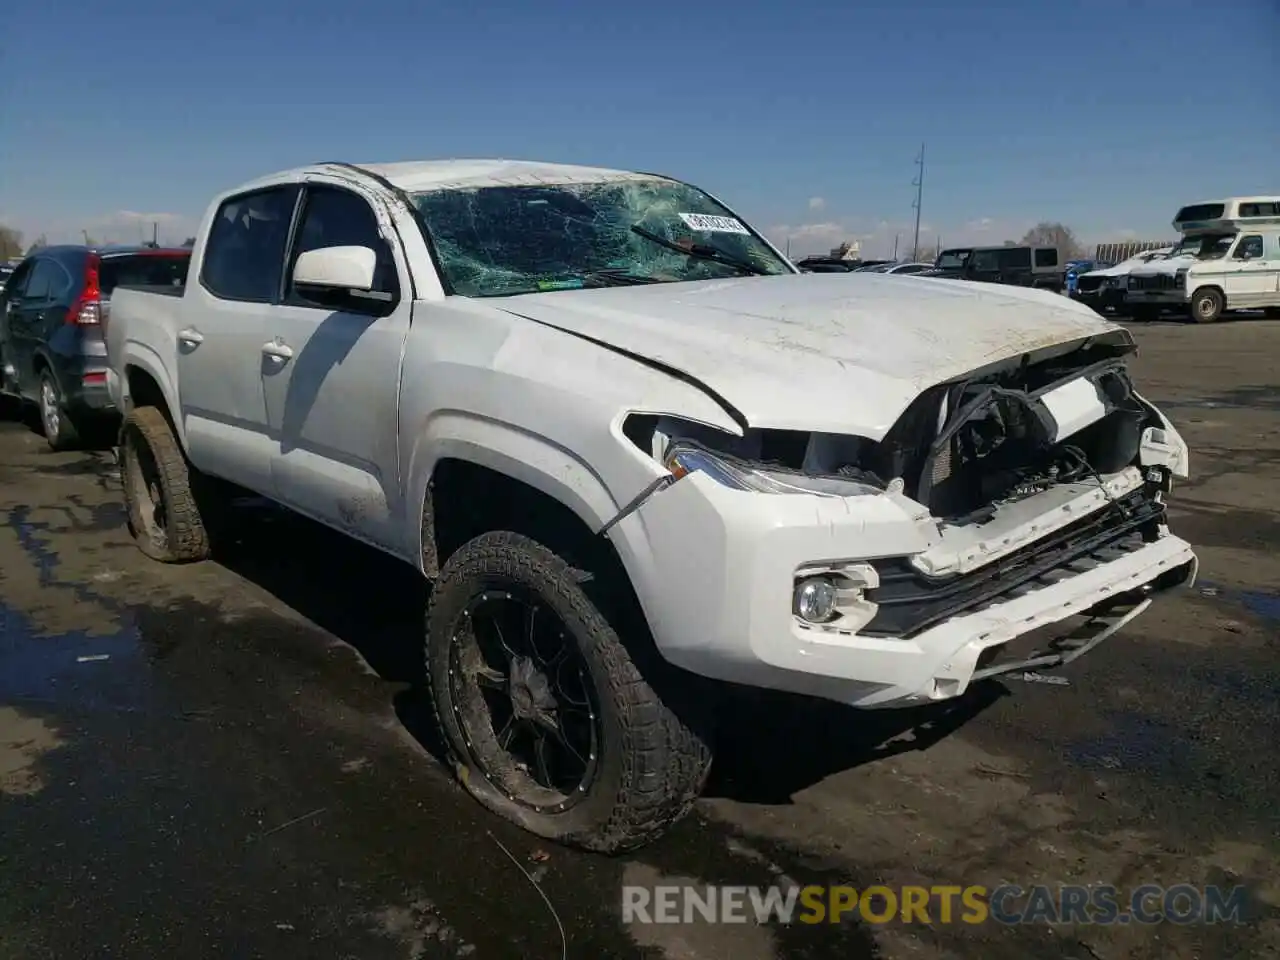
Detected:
[{"left": 2, "top": 0, "right": 1276, "bottom": 257}]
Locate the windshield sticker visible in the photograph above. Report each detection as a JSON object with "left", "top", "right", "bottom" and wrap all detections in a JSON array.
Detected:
[
  {"left": 536, "top": 278, "right": 585, "bottom": 291},
  {"left": 678, "top": 213, "right": 750, "bottom": 235}
]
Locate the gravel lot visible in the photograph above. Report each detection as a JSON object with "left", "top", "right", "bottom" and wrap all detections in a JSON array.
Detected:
[{"left": 2, "top": 318, "right": 1278, "bottom": 959}]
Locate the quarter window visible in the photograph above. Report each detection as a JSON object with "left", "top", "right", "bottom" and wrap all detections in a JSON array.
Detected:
[
  {"left": 1034, "top": 248, "right": 1059, "bottom": 268},
  {"left": 200, "top": 186, "right": 300, "bottom": 303}
]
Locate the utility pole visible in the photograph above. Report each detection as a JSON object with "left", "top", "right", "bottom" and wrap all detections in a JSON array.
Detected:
[
  {"left": 152, "top": 221, "right": 158, "bottom": 247},
  {"left": 786, "top": 237, "right": 791, "bottom": 259},
  {"left": 892, "top": 234, "right": 899, "bottom": 259},
  {"left": 911, "top": 142, "right": 925, "bottom": 261}
]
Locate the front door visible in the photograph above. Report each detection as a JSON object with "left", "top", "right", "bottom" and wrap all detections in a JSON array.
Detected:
[
  {"left": 176, "top": 184, "right": 301, "bottom": 494},
  {"left": 1227, "top": 234, "right": 1278, "bottom": 308},
  {"left": 260, "top": 183, "right": 411, "bottom": 555}
]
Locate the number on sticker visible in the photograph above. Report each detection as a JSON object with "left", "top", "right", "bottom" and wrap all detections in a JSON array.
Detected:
[{"left": 678, "top": 213, "right": 750, "bottom": 235}]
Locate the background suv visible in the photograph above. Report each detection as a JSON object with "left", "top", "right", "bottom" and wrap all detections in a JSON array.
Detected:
[{"left": 0, "top": 245, "right": 190, "bottom": 449}]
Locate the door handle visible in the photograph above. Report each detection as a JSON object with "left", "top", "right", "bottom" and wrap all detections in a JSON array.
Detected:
[
  {"left": 178, "top": 327, "right": 204, "bottom": 346},
  {"left": 261, "top": 340, "right": 294, "bottom": 363}
]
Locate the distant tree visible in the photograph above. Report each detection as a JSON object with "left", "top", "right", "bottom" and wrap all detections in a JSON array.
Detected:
[
  {"left": 1003, "top": 239, "right": 1017, "bottom": 247},
  {"left": 1020, "top": 222, "right": 1083, "bottom": 259},
  {"left": 25, "top": 234, "right": 47, "bottom": 255},
  {"left": 181, "top": 237, "right": 196, "bottom": 247},
  {"left": 0, "top": 225, "right": 22, "bottom": 260}
]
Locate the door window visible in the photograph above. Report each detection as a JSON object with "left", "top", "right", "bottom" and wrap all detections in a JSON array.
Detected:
[
  {"left": 199, "top": 186, "right": 300, "bottom": 303},
  {"left": 285, "top": 186, "right": 400, "bottom": 309},
  {"left": 1234, "top": 235, "right": 1264, "bottom": 260},
  {"left": 1034, "top": 248, "right": 1059, "bottom": 268}
]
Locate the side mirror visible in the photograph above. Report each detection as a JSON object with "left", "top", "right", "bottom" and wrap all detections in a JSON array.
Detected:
[{"left": 293, "top": 245, "right": 377, "bottom": 292}]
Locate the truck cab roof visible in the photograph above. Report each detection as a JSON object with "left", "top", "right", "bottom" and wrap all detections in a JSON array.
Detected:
[{"left": 237, "top": 159, "right": 670, "bottom": 197}]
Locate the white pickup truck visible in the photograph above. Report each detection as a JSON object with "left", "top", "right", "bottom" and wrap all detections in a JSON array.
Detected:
[{"left": 105, "top": 159, "right": 1198, "bottom": 852}]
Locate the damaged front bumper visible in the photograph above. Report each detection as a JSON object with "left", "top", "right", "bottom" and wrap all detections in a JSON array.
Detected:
[{"left": 632, "top": 468, "right": 1196, "bottom": 709}]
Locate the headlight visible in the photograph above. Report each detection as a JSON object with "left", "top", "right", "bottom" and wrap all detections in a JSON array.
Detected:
[
  {"left": 664, "top": 442, "right": 883, "bottom": 497},
  {"left": 1175, "top": 268, "right": 1188, "bottom": 287}
]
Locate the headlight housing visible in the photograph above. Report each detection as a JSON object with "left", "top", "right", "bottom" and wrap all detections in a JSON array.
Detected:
[
  {"left": 1175, "top": 268, "right": 1188, "bottom": 288},
  {"left": 664, "top": 441, "right": 883, "bottom": 497}
]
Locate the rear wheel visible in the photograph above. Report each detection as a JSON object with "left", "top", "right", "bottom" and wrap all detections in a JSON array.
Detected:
[
  {"left": 1190, "top": 287, "right": 1225, "bottom": 324},
  {"left": 426, "top": 531, "right": 714, "bottom": 853},
  {"left": 39, "top": 369, "right": 80, "bottom": 451},
  {"left": 120, "top": 405, "right": 213, "bottom": 563}
]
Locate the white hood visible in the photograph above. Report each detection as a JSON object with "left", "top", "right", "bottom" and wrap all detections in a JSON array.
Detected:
[
  {"left": 1083, "top": 250, "right": 1174, "bottom": 278},
  {"left": 493, "top": 274, "right": 1126, "bottom": 439},
  {"left": 1130, "top": 253, "right": 1199, "bottom": 278}
]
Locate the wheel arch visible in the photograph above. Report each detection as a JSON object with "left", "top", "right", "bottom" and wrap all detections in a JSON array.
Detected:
[
  {"left": 416, "top": 432, "right": 622, "bottom": 577},
  {"left": 120, "top": 347, "right": 186, "bottom": 450}
]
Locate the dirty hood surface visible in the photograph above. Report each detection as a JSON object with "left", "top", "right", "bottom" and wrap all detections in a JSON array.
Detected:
[{"left": 492, "top": 273, "right": 1123, "bottom": 438}]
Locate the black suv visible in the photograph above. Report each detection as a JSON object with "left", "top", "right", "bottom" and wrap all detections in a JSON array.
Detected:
[
  {"left": 0, "top": 245, "right": 189, "bottom": 449},
  {"left": 924, "top": 246, "right": 1065, "bottom": 290}
]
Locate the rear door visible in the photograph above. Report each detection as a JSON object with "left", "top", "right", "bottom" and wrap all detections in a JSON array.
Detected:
[{"left": 177, "top": 185, "right": 299, "bottom": 493}]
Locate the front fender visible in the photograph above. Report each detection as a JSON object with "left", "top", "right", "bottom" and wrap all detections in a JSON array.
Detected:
[{"left": 409, "top": 411, "right": 624, "bottom": 569}]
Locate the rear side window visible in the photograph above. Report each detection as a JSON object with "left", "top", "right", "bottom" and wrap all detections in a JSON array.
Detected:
[
  {"left": 200, "top": 186, "right": 300, "bottom": 303},
  {"left": 100, "top": 254, "right": 190, "bottom": 296},
  {"left": 22, "top": 260, "right": 70, "bottom": 301}
]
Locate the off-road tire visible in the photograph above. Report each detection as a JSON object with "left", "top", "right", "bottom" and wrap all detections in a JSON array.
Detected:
[
  {"left": 39, "top": 369, "right": 81, "bottom": 451},
  {"left": 120, "top": 405, "right": 212, "bottom": 563},
  {"left": 1190, "top": 287, "right": 1225, "bottom": 324},
  {"left": 426, "top": 530, "right": 714, "bottom": 853}
]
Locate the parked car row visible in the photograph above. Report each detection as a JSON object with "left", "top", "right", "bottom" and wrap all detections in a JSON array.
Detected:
[
  {"left": 1070, "top": 196, "right": 1280, "bottom": 322},
  {"left": 0, "top": 245, "right": 190, "bottom": 448},
  {"left": 76, "top": 158, "right": 1197, "bottom": 855}
]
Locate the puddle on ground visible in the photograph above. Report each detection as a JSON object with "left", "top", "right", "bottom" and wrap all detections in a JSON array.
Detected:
[
  {"left": 1161, "top": 385, "right": 1280, "bottom": 412},
  {"left": 1065, "top": 712, "right": 1190, "bottom": 775},
  {"left": 1197, "top": 580, "right": 1280, "bottom": 624}
]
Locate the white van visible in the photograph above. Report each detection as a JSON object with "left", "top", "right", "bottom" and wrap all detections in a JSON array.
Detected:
[{"left": 1126, "top": 198, "right": 1280, "bottom": 322}]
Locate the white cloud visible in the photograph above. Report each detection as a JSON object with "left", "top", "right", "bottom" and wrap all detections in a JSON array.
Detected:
[{"left": 807, "top": 197, "right": 825, "bottom": 211}]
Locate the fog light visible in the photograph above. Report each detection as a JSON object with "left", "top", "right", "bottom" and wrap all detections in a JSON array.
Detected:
[{"left": 794, "top": 577, "right": 838, "bottom": 623}]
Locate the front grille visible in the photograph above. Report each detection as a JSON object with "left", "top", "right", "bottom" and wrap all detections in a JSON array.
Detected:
[
  {"left": 1129, "top": 274, "right": 1177, "bottom": 291},
  {"left": 1076, "top": 276, "right": 1106, "bottom": 294},
  {"left": 861, "top": 489, "right": 1164, "bottom": 638}
]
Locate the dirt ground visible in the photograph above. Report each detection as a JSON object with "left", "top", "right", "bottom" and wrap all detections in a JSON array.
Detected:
[{"left": 1, "top": 318, "right": 1278, "bottom": 959}]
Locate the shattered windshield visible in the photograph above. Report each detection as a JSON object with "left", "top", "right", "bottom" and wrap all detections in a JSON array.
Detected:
[
  {"left": 1168, "top": 235, "right": 1232, "bottom": 260},
  {"left": 411, "top": 178, "right": 793, "bottom": 298}
]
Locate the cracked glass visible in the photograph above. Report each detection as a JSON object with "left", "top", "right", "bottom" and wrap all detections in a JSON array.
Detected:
[{"left": 411, "top": 178, "right": 793, "bottom": 298}]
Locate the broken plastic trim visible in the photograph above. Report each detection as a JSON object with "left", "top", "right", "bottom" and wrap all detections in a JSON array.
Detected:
[{"left": 970, "top": 598, "right": 1152, "bottom": 681}]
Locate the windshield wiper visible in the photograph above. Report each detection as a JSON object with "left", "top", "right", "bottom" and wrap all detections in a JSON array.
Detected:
[
  {"left": 630, "top": 224, "right": 769, "bottom": 276},
  {"left": 582, "top": 268, "right": 663, "bottom": 286}
]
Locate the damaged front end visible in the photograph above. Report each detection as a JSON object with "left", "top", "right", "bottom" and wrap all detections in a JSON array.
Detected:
[{"left": 623, "top": 332, "right": 1195, "bottom": 691}]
